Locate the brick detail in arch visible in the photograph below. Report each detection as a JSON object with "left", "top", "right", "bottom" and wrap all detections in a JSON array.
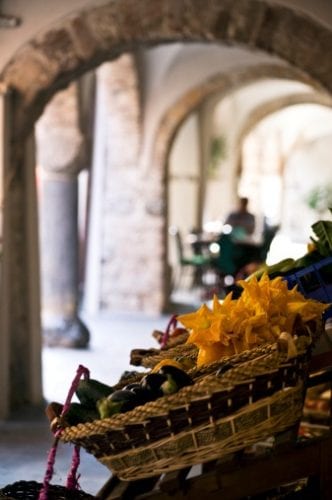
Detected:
[
  {"left": 151, "top": 62, "right": 328, "bottom": 182},
  {"left": 1, "top": 0, "right": 332, "bottom": 139}
]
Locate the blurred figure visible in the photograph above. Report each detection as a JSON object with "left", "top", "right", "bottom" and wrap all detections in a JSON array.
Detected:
[
  {"left": 225, "top": 196, "right": 255, "bottom": 240},
  {"left": 210, "top": 197, "right": 257, "bottom": 287}
]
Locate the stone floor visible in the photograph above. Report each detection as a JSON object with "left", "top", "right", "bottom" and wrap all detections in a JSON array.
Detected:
[{"left": 0, "top": 293, "right": 202, "bottom": 496}]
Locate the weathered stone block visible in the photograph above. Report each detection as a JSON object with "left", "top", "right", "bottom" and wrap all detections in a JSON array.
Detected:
[
  {"left": 2, "top": 46, "right": 55, "bottom": 105},
  {"left": 85, "top": 4, "right": 123, "bottom": 48},
  {"left": 32, "top": 27, "right": 81, "bottom": 74},
  {"left": 68, "top": 14, "right": 100, "bottom": 61}
]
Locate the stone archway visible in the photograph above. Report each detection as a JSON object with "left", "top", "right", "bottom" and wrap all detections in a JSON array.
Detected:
[
  {"left": 152, "top": 63, "right": 325, "bottom": 181},
  {"left": 1, "top": 0, "right": 332, "bottom": 140},
  {"left": 234, "top": 91, "right": 332, "bottom": 182},
  {"left": 1, "top": 0, "right": 332, "bottom": 416},
  {"left": 236, "top": 93, "right": 332, "bottom": 233},
  {"left": 239, "top": 93, "right": 332, "bottom": 146},
  {"left": 152, "top": 63, "right": 330, "bottom": 297}
]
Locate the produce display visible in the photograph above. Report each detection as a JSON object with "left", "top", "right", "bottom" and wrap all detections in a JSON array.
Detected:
[
  {"left": 49, "top": 272, "right": 328, "bottom": 430},
  {"left": 49, "top": 212, "right": 332, "bottom": 430},
  {"left": 252, "top": 214, "right": 332, "bottom": 280},
  {"left": 42, "top": 215, "right": 332, "bottom": 494},
  {"left": 49, "top": 362, "right": 193, "bottom": 429},
  {"left": 177, "top": 274, "right": 328, "bottom": 366}
]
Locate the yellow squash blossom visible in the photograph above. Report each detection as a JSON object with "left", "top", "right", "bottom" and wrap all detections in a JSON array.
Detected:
[{"left": 177, "top": 274, "right": 329, "bottom": 366}]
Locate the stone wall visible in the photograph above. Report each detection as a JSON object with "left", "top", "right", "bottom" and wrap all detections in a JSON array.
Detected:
[{"left": 93, "top": 55, "right": 165, "bottom": 313}]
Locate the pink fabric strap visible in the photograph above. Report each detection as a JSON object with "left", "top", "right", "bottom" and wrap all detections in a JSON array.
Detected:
[
  {"left": 38, "top": 364, "right": 90, "bottom": 499},
  {"left": 66, "top": 444, "right": 81, "bottom": 489},
  {"left": 160, "top": 314, "right": 178, "bottom": 348}
]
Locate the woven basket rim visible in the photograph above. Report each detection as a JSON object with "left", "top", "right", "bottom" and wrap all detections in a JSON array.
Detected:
[
  {"left": 105, "top": 381, "right": 304, "bottom": 454},
  {"left": 137, "top": 317, "right": 321, "bottom": 368},
  {"left": 49, "top": 318, "right": 323, "bottom": 482},
  {"left": 99, "top": 381, "right": 305, "bottom": 480},
  {"left": 59, "top": 334, "right": 312, "bottom": 443},
  {"left": 53, "top": 325, "right": 321, "bottom": 482},
  {"left": 0, "top": 480, "right": 95, "bottom": 499}
]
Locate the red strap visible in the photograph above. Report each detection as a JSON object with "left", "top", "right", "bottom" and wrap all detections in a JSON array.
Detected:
[
  {"left": 38, "top": 364, "right": 90, "bottom": 499},
  {"left": 160, "top": 314, "right": 178, "bottom": 348}
]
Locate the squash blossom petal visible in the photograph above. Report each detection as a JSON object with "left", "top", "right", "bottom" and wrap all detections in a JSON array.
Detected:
[{"left": 177, "top": 274, "right": 328, "bottom": 367}]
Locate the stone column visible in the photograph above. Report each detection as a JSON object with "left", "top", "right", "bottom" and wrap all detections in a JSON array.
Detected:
[
  {"left": 36, "top": 82, "right": 90, "bottom": 348},
  {"left": 86, "top": 54, "right": 143, "bottom": 312},
  {"left": 1, "top": 87, "right": 43, "bottom": 416}
]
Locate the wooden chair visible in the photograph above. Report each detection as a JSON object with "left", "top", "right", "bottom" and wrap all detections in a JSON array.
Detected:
[{"left": 169, "top": 226, "right": 212, "bottom": 291}]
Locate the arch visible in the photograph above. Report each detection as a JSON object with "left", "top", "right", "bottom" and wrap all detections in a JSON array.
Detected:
[
  {"left": 152, "top": 63, "right": 326, "bottom": 174},
  {"left": 1, "top": 0, "right": 332, "bottom": 140},
  {"left": 239, "top": 93, "right": 332, "bottom": 145},
  {"left": 2, "top": 0, "right": 332, "bottom": 416},
  {"left": 153, "top": 63, "right": 330, "bottom": 297},
  {"left": 154, "top": 66, "right": 332, "bottom": 298},
  {"left": 237, "top": 96, "right": 332, "bottom": 236},
  {"left": 235, "top": 92, "right": 332, "bottom": 188}
]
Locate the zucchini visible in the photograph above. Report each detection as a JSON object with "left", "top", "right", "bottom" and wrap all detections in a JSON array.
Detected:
[{"left": 75, "top": 378, "right": 114, "bottom": 408}]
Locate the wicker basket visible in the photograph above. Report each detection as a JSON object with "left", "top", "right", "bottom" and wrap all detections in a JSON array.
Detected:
[
  {"left": 130, "top": 314, "right": 190, "bottom": 369},
  {"left": 130, "top": 341, "right": 197, "bottom": 369},
  {"left": 0, "top": 481, "right": 94, "bottom": 499},
  {"left": 56, "top": 328, "right": 318, "bottom": 482}
]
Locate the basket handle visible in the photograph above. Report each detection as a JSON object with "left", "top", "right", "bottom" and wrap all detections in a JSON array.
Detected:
[
  {"left": 38, "top": 364, "right": 90, "bottom": 500},
  {"left": 160, "top": 314, "right": 178, "bottom": 348}
]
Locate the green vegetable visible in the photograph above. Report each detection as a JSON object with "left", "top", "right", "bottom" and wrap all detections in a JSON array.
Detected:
[
  {"left": 310, "top": 211, "right": 332, "bottom": 257},
  {"left": 75, "top": 378, "right": 114, "bottom": 408},
  {"left": 97, "top": 390, "right": 138, "bottom": 418},
  {"left": 123, "top": 383, "right": 155, "bottom": 404},
  {"left": 248, "top": 258, "right": 295, "bottom": 280},
  {"left": 140, "top": 373, "right": 167, "bottom": 398},
  {"left": 64, "top": 402, "right": 99, "bottom": 426},
  {"left": 97, "top": 397, "right": 121, "bottom": 418},
  {"left": 157, "top": 365, "right": 193, "bottom": 395},
  {"left": 160, "top": 377, "right": 178, "bottom": 395}
]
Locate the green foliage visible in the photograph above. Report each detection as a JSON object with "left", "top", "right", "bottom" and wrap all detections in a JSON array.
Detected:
[
  {"left": 306, "top": 185, "right": 332, "bottom": 213},
  {"left": 208, "top": 135, "right": 227, "bottom": 177},
  {"left": 311, "top": 208, "right": 332, "bottom": 256}
]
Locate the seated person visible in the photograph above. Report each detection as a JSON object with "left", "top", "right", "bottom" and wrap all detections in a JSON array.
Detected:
[
  {"left": 212, "top": 198, "right": 257, "bottom": 279},
  {"left": 225, "top": 197, "right": 255, "bottom": 241}
]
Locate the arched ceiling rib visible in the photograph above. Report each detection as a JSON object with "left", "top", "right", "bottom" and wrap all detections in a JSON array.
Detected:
[{"left": 0, "top": 0, "right": 331, "bottom": 140}]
